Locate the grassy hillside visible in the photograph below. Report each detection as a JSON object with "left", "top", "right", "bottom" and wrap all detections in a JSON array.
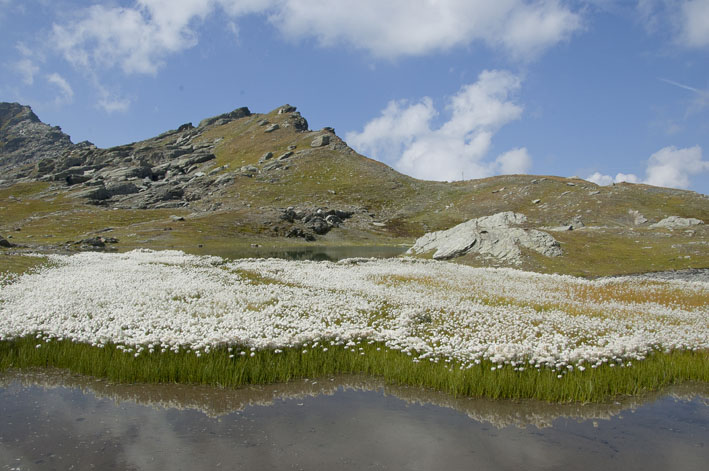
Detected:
[{"left": 1, "top": 105, "right": 708, "bottom": 276}]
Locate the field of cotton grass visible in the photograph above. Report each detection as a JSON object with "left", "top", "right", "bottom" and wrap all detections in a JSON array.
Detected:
[{"left": 1, "top": 250, "right": 707, "bottom": 402}]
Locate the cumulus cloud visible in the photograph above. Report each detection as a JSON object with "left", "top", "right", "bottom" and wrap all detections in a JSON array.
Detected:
[
  {"left": 638, "top": 0, "right": 709, "bottom": 48},
  {"left": 49, "top": 0, "right": 581, "bottom": 77},
  {"left": 495, "top": 147, "right": 533, "bottom": 174},
  {"left": 51, "top": 0, "right": 220, "bottom": 75},
  {"left": 679, "top": 0, "right": 709, "bottom": 47},
  {"left": 346, "top": 70, "right": 530, "bottom": 181},
  {"left": 271, "top": 0, "right": 582, "bottom": 59},
  {"left": 41, "top": 1, "right": 581, "bottom": 113},
  {"left": 46, "top": 73, "right": 74, "bottom": 105},
  {"left": 586, "top": 145, "right": 709, "bottom": 190}
]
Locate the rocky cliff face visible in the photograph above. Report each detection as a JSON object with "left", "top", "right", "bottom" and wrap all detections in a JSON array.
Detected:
[{"left": 0, "top": 103, "right": 75, "bottom": 175}]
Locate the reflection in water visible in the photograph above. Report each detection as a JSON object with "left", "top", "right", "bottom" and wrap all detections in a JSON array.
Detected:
[
  {"left": 0, "top": 369, "right": 707, "bottom": 470},
  {"left": 208, "top": 245, "right": 408, "bottom": 262}
]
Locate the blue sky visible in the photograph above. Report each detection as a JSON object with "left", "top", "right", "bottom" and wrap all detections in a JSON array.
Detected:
[{"left": 2, "top": 1, "right": 708, "bottom": 193}]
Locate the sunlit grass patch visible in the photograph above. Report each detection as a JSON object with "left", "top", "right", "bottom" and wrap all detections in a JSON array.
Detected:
[
  {"left": 0, "top": 254, "right": 50, "bottom": 276},
  {"left": 1, "top": 336, "right": 706, "bottom": 402}
]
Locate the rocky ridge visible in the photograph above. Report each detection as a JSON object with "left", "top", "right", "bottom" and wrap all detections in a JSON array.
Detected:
[
  {"left": 1, "top": 104, "right": 336, "bottom": 211},
  {"left": 0, "top": 102, "right": 75, "bottom": 176}
]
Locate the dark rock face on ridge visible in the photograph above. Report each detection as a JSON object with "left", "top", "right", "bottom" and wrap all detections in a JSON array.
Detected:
[{"left": 0, "top": 103, "right": 75, "bottom": 172}]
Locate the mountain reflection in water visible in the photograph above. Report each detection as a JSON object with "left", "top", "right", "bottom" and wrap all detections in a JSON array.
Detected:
[{"left": 1, "top": 369, "right": 707, "bottom": 470}]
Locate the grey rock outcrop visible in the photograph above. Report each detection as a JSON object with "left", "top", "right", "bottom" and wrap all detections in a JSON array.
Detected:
[
  {"left": 407, "top": 211, "right": 562, "bottom": 264},
  {"left": 278, "top": 105, "right": 297, "bottom": 114},
  {"left": 0, "top": 103, "right": 75, "bottom": 171},
  {"left": 277, "top": 207, "right": 354, "bottom": 239},
  {"left": 628, "top": 209, "right": 647, "bottom": 225},
  {"left": 0, "top": 235, "right": 14, "bottom": 248},
  {"left": 311, "top": 135, "right": 330, "bottom": 147},
  {"left": 198, "top": 107, "right": 251, "bottom": 128},
  {"left": 649, "top": 216, "right": 704, "bottom": 229}
]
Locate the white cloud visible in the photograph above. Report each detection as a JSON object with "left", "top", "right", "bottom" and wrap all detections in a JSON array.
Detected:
[
  {"left": 14, "top": 58, "right": 39, "bottom": 85},
  {"left": 46, "top": 72, "right": 74, "bottom": 105},
  {"left": 12, "top": 41, "right": 44, "bottom": 85},
  {"left": 495, "top": 147, "right": 533, "bottom": 174},
  {"left": 93, "top": 79, "right": 131, "bottom": 113},
  {"left": 346, "top": 70, "right": 530, "bottom": 181},
  {"left": 586, "top": 145, "right": 709, "bottom": 190},
  {"left": 49, "top": 0, "right": 581, "bottom": 78},
  {"left": 41, "top": 1, "right": 581, "bottom": 115},
  {"left": 51, "top": 0, "right": 218, "bottom": 75},
  {"left": 679, "top": 0, "right": 709, "bottom": 47},
  {"left": 586, "top": 172, "right": 615, "bottom": 186},
  {"left": 645, "top": 145, "right": 709, "bottom": 188},
  {"left": 637, "top": 0, "right": 709, "bottom": 48},
  {"left": 98, "top": 96, "right": 131, "bottom": 113},
  {"left": 271, "top": 0, "right": 582, "bottom": 59}
]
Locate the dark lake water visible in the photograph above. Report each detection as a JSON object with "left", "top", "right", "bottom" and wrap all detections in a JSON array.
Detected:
[
  {"left": 206, "top": 245, "right": 408, "bottom": 262},
  {"left": 1, "top": 370, "right": 707, "bottom": 470}
]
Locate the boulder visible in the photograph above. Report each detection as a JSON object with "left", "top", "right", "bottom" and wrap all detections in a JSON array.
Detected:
[
  {"left": 36, "top": 159, "right": 55, "bottom": 175},
  {"left": 650, "top": 216, "right": 704, "bottom": 229},
  {"left": 278, "top": 105, "right": 297, "bottom": 114},
  {"left": 214, "top": 174, "right": 234, "bottom": 186},
  {"left": 325, "top": 214, "right": 343, "bottom": 227},
  {"left": 100, "top": 165, "right": 152, "bottom": 181},
  {"left": 308, "top": 217, "right": 330, "bottom": 235},
  {"left": 311, "top": 135, "right": 330, "bottom": 147},
  {"left": 77, "top": 237, "right": 105, "bottom": 248},
  {"left": 407, "top": 211, "right": 562, "bottom": 264},
  {"left": 289, "top": 113, "right": 309, "bottom": 131},
  {"left": 66, "top": 174, "right": 92, "bottom": 185},
  {"left": 264, "top": 124, "right": 280, "bottom": 133},
  {"left": 0, "top": 235, "right": 14, "bottom": 248},
  {"left": 174, "top": 152, "right": 215, "bottom": 169},
  {"left": 152, "top": 185, "right": 184, "bottom": 202},
  {"left": 198, "top": 107, "right": 251, "bottom": 128},
  {"left": 259, "top": 152, "right": 273, "bottom": 162},
  {"left": 105, "top": 182, "right": 140, "bottom": 196},
  {"left": 239, "top": 165, "right": 259, "bottom": 177},
  {"left": 629, "top": 209, "right": 647, "bottom": 225},
  {"left": 280, "top": 207, "right": 297, "bottom": 222}
]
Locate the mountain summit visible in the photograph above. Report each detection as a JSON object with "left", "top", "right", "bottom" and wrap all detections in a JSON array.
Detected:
[{"left": 0, "top": 103, "right": 75, "bottom": 172}]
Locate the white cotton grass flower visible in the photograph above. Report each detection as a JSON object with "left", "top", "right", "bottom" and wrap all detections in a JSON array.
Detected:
[{"left": 0, "top": 250, "right": 707, "bottom": 372}]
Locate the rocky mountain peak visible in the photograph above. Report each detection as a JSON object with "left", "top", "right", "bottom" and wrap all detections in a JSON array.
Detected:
[
  {"left": 0, "top": 102, "right": 41, "bottom": 127},
  {"left": 0, "top": 102, "right": 75, "bottom": 174}
]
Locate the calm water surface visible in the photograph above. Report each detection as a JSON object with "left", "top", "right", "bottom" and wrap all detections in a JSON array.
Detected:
[
  {"left": 0, "top": 370, "right": 707, "bottom": 470},
  {"left": 204, "top": 245, "right": 408, "bottom": 262}
]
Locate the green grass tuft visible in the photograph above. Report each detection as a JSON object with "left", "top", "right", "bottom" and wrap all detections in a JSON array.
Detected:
[{"left": 1, "top": 336, "right": 706, "bottom": 403}]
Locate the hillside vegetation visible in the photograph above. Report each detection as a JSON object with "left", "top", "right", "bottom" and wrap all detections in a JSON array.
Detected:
[{"left": 1, "top": 103, "right": 708, "bottom": 277}]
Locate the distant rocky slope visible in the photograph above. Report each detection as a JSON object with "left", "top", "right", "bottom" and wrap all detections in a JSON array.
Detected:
[
  {"left": 1, "top": 102, "right": 708, "bottom": 277},
  {"left": 0, "top": 103, "right": 75, "bottom": 173}
]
